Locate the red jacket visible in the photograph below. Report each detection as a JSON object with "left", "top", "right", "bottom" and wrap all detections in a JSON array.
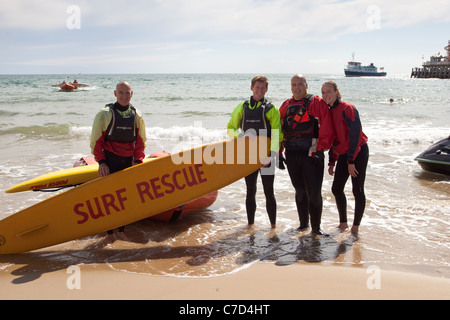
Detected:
[
  {"left": 90, "top": 104, "right": 147, "bottom": 164},
  {"left": 328, "top": 100, "right": 368, "bottom": 164},
  {"left": 279, "top": 94, "right": 335, "bottom": 155}
]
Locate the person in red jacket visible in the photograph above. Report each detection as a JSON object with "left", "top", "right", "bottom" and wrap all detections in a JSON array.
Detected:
[
  {"left": 279, "top": 74, "right": 335, "bottom": 235},
  {"left": 90, "top": 81, "right": 147, "bottom": 239},
  {"left": 322, "top": 80, "right": 369, "bottom": 235},
  {"left": 91, "top": 81, "right": 147, "bottom": 176}
]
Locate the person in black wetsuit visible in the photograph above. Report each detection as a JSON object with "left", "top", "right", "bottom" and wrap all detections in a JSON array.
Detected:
[
  {"left": 90, "top": 81, "right": 147, "bottom": 239},
  {"left": 279, "top": 75, "right": 335, "bottom": 235},
  {"left": 322, "top": 81, "right": 369, "bottom": 235},
  {"left": 227, "top": 75, "right": 283, "bottom": 228}
]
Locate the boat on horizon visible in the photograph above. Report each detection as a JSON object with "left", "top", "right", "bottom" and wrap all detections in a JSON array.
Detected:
[
  {"left": 415, "top": 136, "right": 450, "bottom": 176},
  {"left": 344, "top": 53, "right": 387, "bottom": 77}
]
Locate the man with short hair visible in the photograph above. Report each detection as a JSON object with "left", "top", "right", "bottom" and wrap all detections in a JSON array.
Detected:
[
  {"left": 90, "top": 81, "right": 147, "bottom": 239},
  {"left": 227, "top": 75, "right": 282, "bottom": 228},
  {"left": 279, "top": 74, "right": 334, "bottom": 235}
]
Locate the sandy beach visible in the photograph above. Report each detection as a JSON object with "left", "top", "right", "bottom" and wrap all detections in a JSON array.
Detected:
[{"left": 1, "top": 258, "right": 449, "bottom": 300}]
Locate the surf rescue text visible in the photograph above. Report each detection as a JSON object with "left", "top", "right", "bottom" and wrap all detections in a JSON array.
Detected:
[{"left": 73, "top": 164, "right": 207, "bottom": 225}]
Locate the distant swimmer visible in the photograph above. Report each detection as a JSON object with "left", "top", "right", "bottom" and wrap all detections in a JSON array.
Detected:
[{"left": 390, "top": 98, "right": 394, "bottom": 103}]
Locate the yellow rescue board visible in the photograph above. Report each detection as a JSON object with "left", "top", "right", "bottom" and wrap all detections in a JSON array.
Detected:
[
  {"left": 6, "top": 158, "right": 153, "bottom": 193},
  {"left": 0, "top": 137, "right": 269, "bottom": 254},
  {"left": 6, "top": 164, "right": 101, "bottom": 193}
]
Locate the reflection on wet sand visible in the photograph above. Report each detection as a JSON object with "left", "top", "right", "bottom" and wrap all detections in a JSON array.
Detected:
[{"left": 0, "top": 211, "right": 359, "bottom": 284}]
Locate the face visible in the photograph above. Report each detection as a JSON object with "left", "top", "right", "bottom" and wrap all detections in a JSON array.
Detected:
[
  {"left": 114, "top": 83, "right": 133, "bottom": 107},
  {"left": 291, "top": 76, "right": 308, "bottom": 100},
  {"left": 251, "top": 81, "right": 268, "bottom": 101},
  {"left": 321, "top": 84, "right": 339, "bottom": 106}
]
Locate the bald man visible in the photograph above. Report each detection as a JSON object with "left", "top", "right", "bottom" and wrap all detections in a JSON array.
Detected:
[
  {"left": 90, "top": 81, "right": 147, "bottom": 238},
  {"left": 279, "top": 74, "right": 334, "bottom": 235}
]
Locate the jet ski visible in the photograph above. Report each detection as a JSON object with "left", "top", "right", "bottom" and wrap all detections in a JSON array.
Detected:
[{"left": 415, "top": 136, "right": 450, "bottom": 175}]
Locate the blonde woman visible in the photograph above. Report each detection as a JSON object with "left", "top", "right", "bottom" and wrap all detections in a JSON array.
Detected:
[{"left": 321, "top": 81, "right": 369, "bottom": 235}]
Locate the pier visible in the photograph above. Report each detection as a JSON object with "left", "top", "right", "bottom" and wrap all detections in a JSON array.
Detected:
[
  {"left": 411, "top": 62, "right": 450, "bottom": 79},
  {"left": 411, "top": 40, "right": 450, "bottom": 79}
]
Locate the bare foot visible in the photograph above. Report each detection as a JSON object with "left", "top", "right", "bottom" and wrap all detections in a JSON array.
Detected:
[
  {"left": 337, "top": 223, "right": 348, "bottom": 231},
  {"left": 350, "top": 225, "right": 359, "bottom": 235},
  {"left": 117, "top": 231, "right": 130, "bottom": 241},
  {"left": 105, "top": 233, "right": 115, "bottom": 243}
]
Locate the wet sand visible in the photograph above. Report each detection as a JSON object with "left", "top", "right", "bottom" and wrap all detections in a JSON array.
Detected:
[
  {"left": 1, "top": 260, "right": 449, "bottom": 300},
  {"left": 1, "top": 221, "right": 449, "bottom": 300}
]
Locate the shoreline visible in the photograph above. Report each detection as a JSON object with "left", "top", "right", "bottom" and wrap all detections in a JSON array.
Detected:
[{"left": 1, "top": 260, "right": 449, "bottom": 300}]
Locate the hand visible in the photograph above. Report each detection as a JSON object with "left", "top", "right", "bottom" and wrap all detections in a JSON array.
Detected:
[
  {"left": 262, "top": 156, "right": 272, "bottom": 168},
  {"left": 348, "top": 164, "right": 359, "bottom": 178},
  {"left": 277, "top": 154, "right": 286, "bottom": 170},
  {"left": 312, "top": 150, "right": 324, "bottom": 168},
  {"left": 98, "top": 163, "right": 110, "bottom": 177},
  {"left": 328, "top": 165, "right": 335, "bottom": 176},
  {"left": 242, "top": 131, "right": 257, "bottom": 141},
  {"left": 262, "top": 151, "right": 277, "bottom": 168}
]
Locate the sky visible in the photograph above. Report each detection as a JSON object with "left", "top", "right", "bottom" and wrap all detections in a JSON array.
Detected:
[{"left": 1, "top": 0, "right": 449, "bottom": 75}]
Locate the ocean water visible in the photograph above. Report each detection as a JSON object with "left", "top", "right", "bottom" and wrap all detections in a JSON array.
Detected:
[{"left": 0, "top": 74, "right": 449, "bottom": 279}]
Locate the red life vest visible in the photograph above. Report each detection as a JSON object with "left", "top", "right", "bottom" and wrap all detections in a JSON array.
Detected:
[{"left": 282, "top": 94, "right": 319, "bottom": 152}]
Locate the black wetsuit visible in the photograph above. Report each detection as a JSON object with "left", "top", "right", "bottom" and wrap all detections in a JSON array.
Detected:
[
  {"left": 245, "top": 170, "right": 277, "bottom": 226},
  {"left": 328, "top": 99, "right": 369, "bottom": 228},
  {"left": 241, "top": 97, "right": 277, "bottom": 226},
  {"left": 286, "top": 150, "right": 324, "bottom": 232},
  {"left": 103, "top": 103, "right": 136, "bottom": 234},
  {"left": 332, "top": 143, "right": 369, "bottom": 226},
  {"left": 279, "top": 95, "right": 334, "bottom": 234}
]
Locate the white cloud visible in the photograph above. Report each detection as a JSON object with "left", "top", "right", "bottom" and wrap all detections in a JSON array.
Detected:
[
  {"left": 12, "top": 53, "right": 178, "bottom": 67},
  {"left": 1, "top": 0, "right": 449, "bottom": 74},
  {"left": 238, "top": 38, "right": 288, "bottom": 46},
  {"left": 0, "top": 0, "right": 73, "bottom": 30},
  {"left": 188, "top": 48, "right": 214, "bottom": 56},
  {"left": 384, "top": 1, "right": 450, "bottom": 28},
  {"left": 2, "top": 0, "right": 449, "bottom": 41}
]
